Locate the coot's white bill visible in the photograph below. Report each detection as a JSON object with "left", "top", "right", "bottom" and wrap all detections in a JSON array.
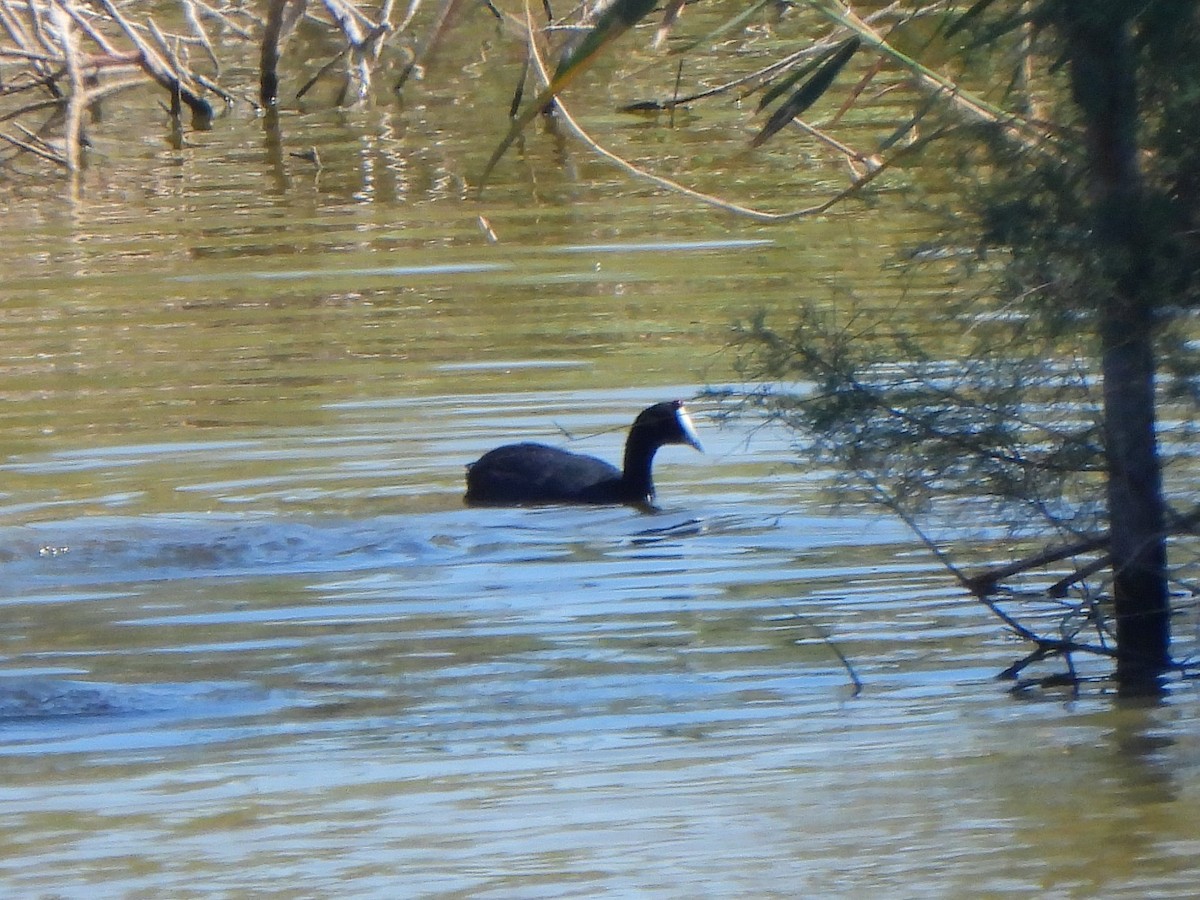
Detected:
[{"left": 676, "top": 403, "right": 703, "bottom": 452}]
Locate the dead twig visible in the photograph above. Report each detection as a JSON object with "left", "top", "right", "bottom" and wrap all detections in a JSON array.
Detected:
[
  {"left": 93, "top": 0, "right": 212, "bottom": 119},
  {"left": 514, "top": 2, "right": 904, "bottom": 221},
  {"left": 0, "top": 124, "right": 67, "bottom": 165}
]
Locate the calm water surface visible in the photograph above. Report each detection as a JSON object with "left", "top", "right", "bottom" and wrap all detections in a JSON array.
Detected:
[{"left": 1, "top": 18, "right": 1199, "bottom": 897}]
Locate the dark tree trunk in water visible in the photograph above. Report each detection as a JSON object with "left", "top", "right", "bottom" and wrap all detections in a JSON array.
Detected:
[
  {"left": 260, "top": 0, "right": 290, "bottom": 107},
  {"left": 1060, "top": 8, "right": 1171, "bottom": 686}
]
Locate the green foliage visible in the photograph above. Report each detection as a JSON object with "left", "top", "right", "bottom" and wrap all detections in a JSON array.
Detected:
[
  {"left": 736, "top": 3, "right": 1199, "bottom": 543},
  {"left": 732, "top": 301, "right": 1109, "bottom": 536}
]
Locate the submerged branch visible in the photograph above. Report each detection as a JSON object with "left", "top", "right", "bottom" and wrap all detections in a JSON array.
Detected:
[
  {"left": 966, "top": 531, "right": 1110, "bottom": 597},
  {"left": 967, "top": 505, "right": 1200, "bottom": 598}
]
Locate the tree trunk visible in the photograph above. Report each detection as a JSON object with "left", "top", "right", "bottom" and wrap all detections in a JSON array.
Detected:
[
  {"left": 1062, "top": 8, "right": 1171, "bottom": 685},
  {"left": 260, "top": 0, "right": 290, "bottom": 107}
]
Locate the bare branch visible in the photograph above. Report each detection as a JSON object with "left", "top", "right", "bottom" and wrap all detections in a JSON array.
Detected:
[{"left": 93, "top": 0, "right": 212, "bottom": 118}]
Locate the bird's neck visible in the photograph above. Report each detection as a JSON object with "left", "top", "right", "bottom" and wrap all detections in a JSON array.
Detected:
[{"left": 621, "top": 426, "right": 659, "bottom": 503}]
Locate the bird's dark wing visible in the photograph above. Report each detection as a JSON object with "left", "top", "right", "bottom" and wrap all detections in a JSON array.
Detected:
[{"left": 465, "top": 443, "right": 622, "bottom": 505}]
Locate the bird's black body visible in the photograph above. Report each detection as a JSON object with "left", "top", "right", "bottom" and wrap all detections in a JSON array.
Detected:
[
  {"left": 465, "top": 443, "right": 627, "bottom": 505},
  {"left": 464, "top": 400, "right": 702, "bottom": 508}
]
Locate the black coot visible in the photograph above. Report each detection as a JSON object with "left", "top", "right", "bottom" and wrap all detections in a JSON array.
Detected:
[{"left": 465, "top": 400, "right": 703, "bottom": 507}]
